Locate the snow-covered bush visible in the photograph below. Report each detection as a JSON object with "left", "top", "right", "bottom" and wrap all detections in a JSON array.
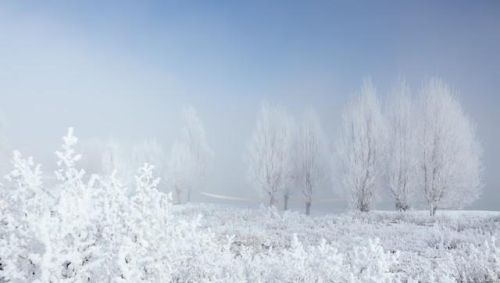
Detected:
[
  {"left": 448, "top": 237, "right": 500, "bottom": 282},
  {"left": 234, "top": 234, "right": 397, "bottom": 282},
  {"left": 1, "top": 151, "right": 47, "bottom": 282}
]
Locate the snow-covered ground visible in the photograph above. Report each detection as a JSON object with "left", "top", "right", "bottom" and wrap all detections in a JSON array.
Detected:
[{"left": 173, "top": 203, "right": 500, "bottom": 282}]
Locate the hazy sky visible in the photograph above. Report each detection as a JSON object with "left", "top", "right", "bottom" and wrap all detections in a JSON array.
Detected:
[{"left": 0, "top": 1, "right": 499, "bottom": 211}]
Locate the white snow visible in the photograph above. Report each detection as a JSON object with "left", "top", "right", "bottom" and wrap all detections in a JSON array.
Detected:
[{"left": 175, "top": 203, "right": 500, "bottom": 282}]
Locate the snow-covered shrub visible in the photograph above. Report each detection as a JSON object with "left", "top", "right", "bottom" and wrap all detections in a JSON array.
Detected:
[
  {"left": 234, "top": 234, "right": 397, "bottom": 283},
  {"left": 48, "top": 128, "right": 102, "bottom": 281},
  {"left": 447, "top": 237, "right": 500, "bottom": 282},
  {"left": 1, "top": 151, "right": 47, "bottom": 282}
]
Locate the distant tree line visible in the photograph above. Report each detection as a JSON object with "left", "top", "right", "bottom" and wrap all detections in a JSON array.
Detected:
[
  {"left": 0, "top": 78, "right": 482, "bottom": 217},
  {"left": 246, "top": 78, "right": 482, "bottom": 216}
]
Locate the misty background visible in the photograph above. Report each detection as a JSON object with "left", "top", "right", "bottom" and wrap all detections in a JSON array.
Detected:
[{"left": 0, "top": 1, "right": 498, "bottom": 212}]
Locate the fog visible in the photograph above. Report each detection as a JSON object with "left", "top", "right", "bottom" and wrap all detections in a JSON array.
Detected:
[{"left": 0, "top": 1, "right": 499, "bottom": 211}]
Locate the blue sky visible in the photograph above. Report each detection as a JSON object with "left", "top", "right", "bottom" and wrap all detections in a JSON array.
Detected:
[{"left": 0, "top": 1, "right": 499, "bottom": 210}]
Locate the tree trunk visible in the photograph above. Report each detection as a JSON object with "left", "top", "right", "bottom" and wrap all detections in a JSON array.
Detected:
[
  {"left": 359, "top": 200, "right": 370, "bottom": 212},
  {"left": 269, "top": 195, "right": 275, "bottom": 207},
  {"left": 187, "top": 190, "right": 191, "bottom": 202},
  {"left": 396, "top": 201, "right": 409, "bottom": 212},
  {"left": 283, "top": 195, "right": 289, "bottom": 211},
  {"left": 175, "top": 188, "right": 182, "bottom": 204},
  {"left": 305, "top": 202, "right": 311, "bottom": 216},
  {"left": 429, "top": 203, "right": 437, "bottom": 216}
]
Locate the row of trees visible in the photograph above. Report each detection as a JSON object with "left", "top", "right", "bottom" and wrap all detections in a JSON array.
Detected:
[
  {"left": 245, "top": 104, "right": 329, "bottom": 215},
  {"left": 85, "top": 106, "right": 213, "bottom": 204},
  {"left": 247, "top": 78, "right": 482, "bottom": 216},
  {"left": 0, "top": 78, "right": 482, "bottom": 217}
]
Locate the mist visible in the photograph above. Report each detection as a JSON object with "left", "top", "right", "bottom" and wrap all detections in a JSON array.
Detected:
[{"left": 0, "top": 0, "right": 499, "bottom": 211}]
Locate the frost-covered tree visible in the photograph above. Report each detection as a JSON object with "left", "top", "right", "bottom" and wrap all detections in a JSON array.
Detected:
[
  {"left": 294, "top": 109, "right": 329, "bottom": 215},
  {"left": 52, "top": 127, "right": 101, "bottom": 281},
  {"left": 336, "top": 80, "right": 386, "bottom": 212},
  {"left": 167, "top": 141, "right": 195, "bottom": 203},
  {"left": 385, "top": 80, "right": 416, "bottom": 211},
  {"left": 282, "top": 116, "right": 297, "bottom": 211},
  {"left": 416, "top": 79, "right": 482, "bottom": 216},
  {"left": 246, "top": 103, "right": 295, "bottom": 207},
  {"left": 181, "top": 106, "right": 214, "bottom": 201}
]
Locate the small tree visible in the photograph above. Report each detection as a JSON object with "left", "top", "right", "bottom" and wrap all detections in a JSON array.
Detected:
[
  {"left": 245, "top": 103, "right": 295, "bottom": 207},
  {"left": 336, "top": 80, "right": 386, "bottom": 212},
  {"left": 385, "top": 80, "right": 416, "bottom": 211},
  {"left": 294, "top": 109, "right": 329, "bottom": 215},
  {"left": 167, "top": 141, "right": 195, "bottom": 203},
  {"left": 416, "top": 79, "right": 482, "bottom": 216},
  {"left": 181, "top": 106, "right": 214, "bottom": 202}
]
